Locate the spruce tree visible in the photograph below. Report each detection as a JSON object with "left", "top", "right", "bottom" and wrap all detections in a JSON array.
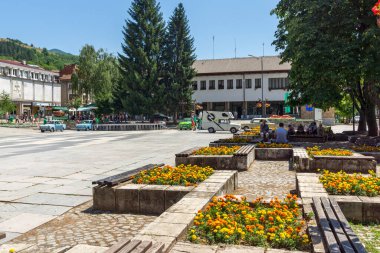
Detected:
[
  {"left": 118, "top": 0, "right": 165, "bottom": 116},
  {"left": 163, "top": 3, "right": 196, "bottom": 121}
]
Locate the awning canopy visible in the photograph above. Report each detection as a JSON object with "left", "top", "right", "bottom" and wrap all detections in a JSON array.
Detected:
[{"left": 77, "top": 105, "right": 98, "bottom": 112}]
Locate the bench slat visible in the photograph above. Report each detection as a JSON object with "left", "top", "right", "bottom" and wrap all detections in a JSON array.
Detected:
[
  {"left": 131, "top": 241, "right": 153, "bottom": 253},
  {"left": 330, "top": 199, "right": 367, "bottom": 253},
  {"left": 313, "top": 197, "right": 341, "bottom": 253},
  {"left": 321, "top": 198, "right": 355, "bottom": 253},
  {"left": 145, "top": 242, "right": 164, "bottom": 253},
  {"left": 235, "top": 145, "right": 254, "bottom": 156},
  {"left": 175, "top": 147, "right": 200, "bottom": 157},
  {"left": 118, "top": 240, "right": 142, "bottom": 253},
  {"left": 104, "top": 239, "right": 131, "bottom": 253}
]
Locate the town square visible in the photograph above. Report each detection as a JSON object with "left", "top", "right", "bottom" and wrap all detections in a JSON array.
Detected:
[{"left": 0, "top": 0, "right": 380, "bottom": 253}]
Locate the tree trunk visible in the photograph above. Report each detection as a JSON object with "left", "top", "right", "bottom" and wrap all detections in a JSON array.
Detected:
[
  {"left": 173, "top": 111, "right": 178, "bottom": 124},
  {"left": 358, "top": 110, "right": 367, "bottom": 132},
  {"left": 365, "top": 103, "right": 378, "bottom": 136}
]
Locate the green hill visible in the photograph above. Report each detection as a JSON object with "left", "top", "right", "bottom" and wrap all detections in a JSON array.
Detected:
[{"left": 0, "top": 38, "right": 78, "bottom": 71}]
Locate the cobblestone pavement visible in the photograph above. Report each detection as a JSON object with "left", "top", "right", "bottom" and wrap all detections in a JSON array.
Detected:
[
  {"left": 233, "top": 161, "right": 296, "bottom": 200},
  {"left": 9, "top": 201, "right": 156, "bottom": 252}
]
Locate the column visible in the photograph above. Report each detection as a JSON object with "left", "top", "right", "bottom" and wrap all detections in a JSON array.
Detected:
[
  {"left": 224, "top": 102, "right": 230, "bottom": 112},
  {"left": 243, "top": 101, "right": 248, "bottom": 118}
]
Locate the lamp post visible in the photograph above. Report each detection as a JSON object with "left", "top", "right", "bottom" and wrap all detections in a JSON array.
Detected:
[{"left": 248, "top": 53, "right": 265, "bottom": 117}]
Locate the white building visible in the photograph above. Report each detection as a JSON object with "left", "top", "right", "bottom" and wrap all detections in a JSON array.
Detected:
[
  {"left": 0, "top": 59, "right": 61, "bottom": 116},
  {"left": 192, "top": 56, "right": 292, "bottom": 118}
]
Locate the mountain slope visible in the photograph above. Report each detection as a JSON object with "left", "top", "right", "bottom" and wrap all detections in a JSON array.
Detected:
[{"left": 0, "top": 38, "right": 78, "bottom": 71}]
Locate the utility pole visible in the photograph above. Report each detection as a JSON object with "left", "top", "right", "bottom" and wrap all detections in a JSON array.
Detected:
[{"left": 213, "top": 36, "right": 215, "bottom": 59}]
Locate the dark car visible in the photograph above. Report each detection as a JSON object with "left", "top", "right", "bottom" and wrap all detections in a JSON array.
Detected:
[{"left": 150, "top": 113, "right": 170, "bottom": 123}]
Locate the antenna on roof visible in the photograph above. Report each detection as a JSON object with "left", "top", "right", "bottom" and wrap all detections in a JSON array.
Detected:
[
  {"left": 213, "top": 36, "right": 215, "bottom": 59},
  {"left": 263, "top": 42, "right": 265, "bottom": 57},
  {"left": 234, "top": 39, "right": 237, "bottom": 58}
]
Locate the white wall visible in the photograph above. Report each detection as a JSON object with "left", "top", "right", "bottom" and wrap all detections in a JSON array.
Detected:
[
  {"left": 53, "top": 84, "right": 61, "bottom": 102},
  {"left": 12, "top": 80, "right": 23, "bottom": 100},
  {"left": 192, "top": 72, "right": 288, "bottom": 103},
  {"left": 23, "top": 81, "right": 33, "bottom": 100},
  {"left": 44, "top": 84, "right": 52, "bottom": 102},
  {"left": 35, "top": 83, "right": 44, "bottom": 101},
  {"left": 0, "top": 78, "right": 11, "bottom": 94}
]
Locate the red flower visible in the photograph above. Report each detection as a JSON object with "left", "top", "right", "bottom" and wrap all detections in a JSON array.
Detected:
[{"left": 372, "top": 1, "right": 380, "bottom": 16}]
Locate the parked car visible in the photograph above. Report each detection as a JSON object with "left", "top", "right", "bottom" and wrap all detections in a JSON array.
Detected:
[
  {"left": 240, "top": 118, "right": 276, "bottom": 131},
  {"left": 150, "top": 113, "right": 170, "bottom": 123},
  {"left": 40, "top": 120, "right": 66, "bottom": 132},
  {"left": 178, "top": 118, "right": 192, "bottom": 130},
  {"left": 76, "top": 120, "right": 94, "bottom": 131}
]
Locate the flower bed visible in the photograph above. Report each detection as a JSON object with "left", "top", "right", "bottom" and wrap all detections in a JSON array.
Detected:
[
  {"left": 352, "top": 145, "right": 380, "bottom": 153},
  {"left": 220, "top": 138, "right": 251, "bottom": 143},
  {"left": 188, "top": 194, "right": 309, "bottom": 250},
  {"left": 256, "top": 143, "right": 293, "bottom": 148},
  {"left": 319, "top": 170, "right": 380, "bottom": 197},
  {"left": 306, "top": 146, "right": 353, "bottom": 158},
  {"left": 193, "top": 146, "right": 240, "bottom": 156},
  {"left": 131, "top": 164, "right": 213, "bottom": 186}
]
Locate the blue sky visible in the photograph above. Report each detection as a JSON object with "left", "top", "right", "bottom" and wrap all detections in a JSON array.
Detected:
[{"left": 0, "top": 0, "right": 280, "bottom": 59}]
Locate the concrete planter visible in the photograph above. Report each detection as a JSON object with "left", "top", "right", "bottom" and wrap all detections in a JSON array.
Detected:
[
  {"left": 209, "top": 140, "right": 251, "bottom": 147},
  {"left": 293, "top": 148, "right": 377, "bottom": 173},
  {"left": 356, "top": 151, "right": 380, "bottom": 163},
  {"left": 288, "top": 135, "right": 325, "bottom": 143},
  {"left": 175, "top": 146, "right": 255, "bottom": 172},
  {"left": 255, "top": 148, "right": 293, "bottom": 161},
  {"left": 297, "top": 173, "right": 380, "bottom": 223},
  {"left": 93, "top": 170, "right": 238, "bottom": 215}
]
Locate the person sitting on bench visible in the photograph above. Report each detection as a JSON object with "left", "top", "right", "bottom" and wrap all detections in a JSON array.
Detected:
[
  {"left": 275, "top": 123, "right": 288, "bottom": 143},
  {"left": 260, "top": 119, "right": 270, "bottom": 142}
]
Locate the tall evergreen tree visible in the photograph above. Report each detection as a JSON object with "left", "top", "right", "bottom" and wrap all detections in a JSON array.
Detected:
[
  {"left": 162, "top": 3, "right": 196, "bottom": 121},
  {"left": 118, "top": 0, "right": 165, "bottom": 116}
]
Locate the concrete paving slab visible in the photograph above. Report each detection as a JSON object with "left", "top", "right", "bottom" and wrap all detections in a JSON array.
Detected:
[
  {"left": 65, "top": 244, "right": 108, "bottom": 253},
  {"left": 0, "top": 182, "right": 35, "bottom": 191},
  {"left": 0, "top": 213, "right": 55, "bottom": 233},
  {"left": 0, "top": 202, "right": 71, "bottom": 216},
  {"left": 14, "top": 193, "right": 91, "bottom": 207},
  {"left": 0, "top": 232, "right": 22, "bottom": 244},
  {"left": 40, "top": 185, "right": 88, "bottom": 195},
  {"left": 63, "top": 173, "right": 98, "bottom": 180},
  {"left": 42, "top": 178, "right": 80, "bottom": 185}
]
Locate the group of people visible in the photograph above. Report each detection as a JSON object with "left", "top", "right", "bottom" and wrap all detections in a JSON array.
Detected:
[{"left": 259, "top": 120, "right": 324, "bottom": 143}]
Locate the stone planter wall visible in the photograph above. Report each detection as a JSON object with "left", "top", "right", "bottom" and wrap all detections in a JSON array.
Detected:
[
  {"left": 93, "top": 170, "right": 238, "bottom": 215},
  {"left": 356, "top": 151, "right": 380, "bottom": 163},
  {"left": 209, "top": 141, "right": 251, "bottom": 147},
  {"left": 297, "top": 173, "right": 380, "bottom": 223},
  {"left": 293, "top": 148, "right": 377, "bottom": 173},
  {"left": 288, "top": 135, "right": 325, "bottom": 143},
  {"left": 255, "top": 148, "right": 293, "bottom": 161},
  {"left": 175, "top": 146, "right": 255, "bottom": 172}
]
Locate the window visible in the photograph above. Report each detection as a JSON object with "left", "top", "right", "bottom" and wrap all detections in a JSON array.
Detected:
[
  {"left": 245, "top": 79, "right": 252, "bottom": 89},
  {"left": 200, "top": 80, "right": 206, "bottom": 90},
  {"left": 192, "top": 81, "right": 197, "bottom": 90},
  {"left": 236, "top": 79, "right": 242, "bottom": 89},
  {"left": 218, "top": 80, "right": 224, "bottom": 90},
  {"left": 227, "top": 79, "right": 233, "bottom": 89},
  {"left": 209, "top": 80, "right": 215, "bottom": 90},
  {"left": 31, "top": 73, "right": 34, "bottom": 79},
  {"left": 12, "top": 69, "right": 17, "bottom": 76},
  {"left": 255, "top": 78, "right": 262, "bottom": 89},
  {"left": 35, "top": 73, "right": 39, "bottom": 80},
  {"left": 268, "top": 78, "right": 289, "bottom": 90}
]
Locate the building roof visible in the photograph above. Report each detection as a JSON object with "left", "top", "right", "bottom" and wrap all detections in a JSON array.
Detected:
[
  {"left": 0, "top": 59, "right": 55, "bottom": 73},
  {"left": 193, "top": 56, "right": 291, "bottom": 75},
  {"left": 59, "top": 64, "right": 77, "bottom": 81}
]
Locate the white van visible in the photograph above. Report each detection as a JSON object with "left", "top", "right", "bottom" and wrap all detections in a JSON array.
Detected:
[{"left": 200, "top": 111, "right": 240, "bottom": 133}]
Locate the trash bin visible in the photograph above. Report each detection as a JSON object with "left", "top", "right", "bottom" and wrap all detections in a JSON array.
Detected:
[
  {"left": 9, "top": 117, "right": 14, "bottom": 123},
  {"left": 43, "top": 118, "right": 47, "bottom": 124}
]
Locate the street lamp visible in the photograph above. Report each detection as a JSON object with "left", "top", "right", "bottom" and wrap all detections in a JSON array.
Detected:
[{"left": 248, "top": 54, "right": 265, "bottom": 117}]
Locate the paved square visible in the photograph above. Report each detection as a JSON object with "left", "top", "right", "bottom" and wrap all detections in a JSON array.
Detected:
[{"left": 0, "top": 128, "right": 229, "bottom": 243}]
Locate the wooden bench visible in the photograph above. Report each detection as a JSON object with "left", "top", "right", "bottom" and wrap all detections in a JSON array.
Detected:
[
  {"left": 312, "top": 197, "right": 367, "bottom": 253},
  {"left": 234, "top": 145, "right": 255, "bottom": 156},
  {"left": 175, "top": 147, "right": 200, "bottom": 157},
  {"left": 104, "top": 239, "right": 164, "bottom": 253},
  {"left": 0, "top": 232, "right": 5, "bottom": 240},
  {"left": 92, "top": 164, "right": 164, "bottom": 187}
]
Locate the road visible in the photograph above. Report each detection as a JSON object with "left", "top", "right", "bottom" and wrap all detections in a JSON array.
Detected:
[{"left": 0, "top": 128, "right": 229, "bottom": 243}]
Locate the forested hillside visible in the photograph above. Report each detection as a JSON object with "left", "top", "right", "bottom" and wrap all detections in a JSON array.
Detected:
[{"left": 0, "top": 38, "right": 78, "bottom": 70}]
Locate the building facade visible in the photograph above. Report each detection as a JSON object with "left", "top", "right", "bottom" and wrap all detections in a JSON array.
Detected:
[
  {"left": 192, "top": 56, "right": 292, "bottom": 119},
  {"left": 0, "top": 59, "right": 61, "bottom": 116},
  {"left": 59, "top": 64, "right": 77, "bottom": 106}
]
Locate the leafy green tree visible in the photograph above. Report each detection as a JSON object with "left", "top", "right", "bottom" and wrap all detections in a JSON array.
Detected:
[
  {"left": 272, "top": 0, "right": 380, "bottom": 136},
  {"left": 0, "top": 91, "right": 16, "bottom": 115},
  {"left": 335, "top": 94, "right": 355, "bottom": 124},
  {"left": 73, "top": 45, "right": 119, "bottom": 113},
  {"left": 118, "top": 0, "right": 166, "bottom": 116},
  {"left": 162, "top": 3, "right": 196, "bottom": 122}
]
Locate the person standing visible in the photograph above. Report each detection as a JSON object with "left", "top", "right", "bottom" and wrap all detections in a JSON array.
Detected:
[{"left": 275, "top": 123, "right": 288, "bottom": 143}]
